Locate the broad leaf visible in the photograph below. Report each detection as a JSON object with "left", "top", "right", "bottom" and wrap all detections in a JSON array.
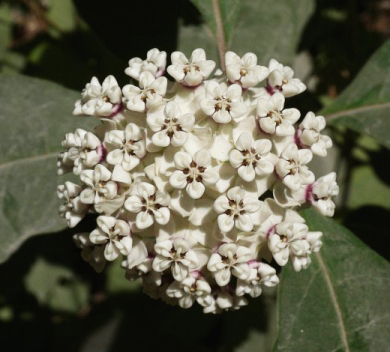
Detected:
[
  {"left": 25, "top": 257, "right": 89, "bottom": 313},
  {"left": 190, "top": 0, "right": 240, "bottom": 44},
  {"left": 231, "top": 0, "right": 314, "bottom": 65},
  {"left": 46, "top": 0, "right": 77, "bottom": 33},
  {"left": 182, "top": 0, "right": 315, "bottom": 66},
  {"left": 0, "top": 75, "right": 95, "bottom": 264},
  {"left": 323, "top": 40, "right": 390, "bottom": 149},
  {"left": 273, "top": 209, "right": 390, "bottom": 352}
]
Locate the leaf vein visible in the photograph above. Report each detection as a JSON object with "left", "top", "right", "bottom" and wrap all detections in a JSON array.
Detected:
[{"left": 316, "top": 252, "right": 350, "bottom": 352}]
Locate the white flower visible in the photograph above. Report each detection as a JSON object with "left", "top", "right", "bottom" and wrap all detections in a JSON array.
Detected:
[
  {"left": 147, "top": 101, "right": 195, "bottom": 147},
  {"left": 207, "top": 243, "right": 253, "bottom": 286},
  {"left": 73, "top": 233, "right": 106, "bottom": 273},
  {"left": 152, "top": 238, "right": 199, "bottom": 281},
  {"left": 105, "top": 123, "right": 146, "bottom": 171},
  {"left": 307, "top": 231, "right": 323, "bottom": 253},
  {"left": 268, "top": 222, "right": 310, "bottom": 266},
  {"left": 236, "top": 262, "right": 279, "bottom": 298},
  {"left": 229, "top": 133, "right": 274, "bottom": 182},
  {"left": 59, "top": 129, "right": 103, "bottom": 175},
  {"left": 123, "top": 256, "right": 152, "bottom": 281},
  {"left": 122, "top": 71, "right": 167, "bottom": 112},
  {"left": 276, "top": 143, "right": 315, "bottom": 191},
  {"left": 290, "top": 231, "right": 322, "bottom": 271},
  {"left": 291, "top": 254, "right": 311, "bottom": 272},
  {"left": 124, "top": 182, "right": 170, "bottom": 229},
  {"left": 214, "top": 186, "right": 261, "bottom": 232},
  {"left": 309, "top": 172, "right": 339, "bottom": 217},
  {"left": 166, "top": 276, "right": 213, "bottom": 308},
  {"left": 169, "top": 149, "right": 219, "bottom": 199},
  {"left": 203, "top": 289, "right": 248, "bottom": 313},
  {"left": 200, "top": 82, "right": 247, "bottom": 123},
  {"left": 256, "top": 92, "right": 300, "bottom": 136},
  {"left": 125, "top": 48, "right": 167, "bottom": 80},
  {"left": 167, "top": 48, "right": 215, "bottom": 87},
  {"left": 73, "top": 76, "right": 122, "bottom": 116},
  {"left": 61, "top": 48, "right": 337, "bottom": 312},
  {"left": 57, "top": 182, "right": 88, "bottom": 228},
  {"left": 122, "top": 237, "right": 149, "bottom": 271},
  {"left": 297, "top": 112, "right": 333, "bottom": 156},
  {"left": 267, "top": 59, "right": 306, "bottom": 97},
  {"left": 89, "top": 216, "right": 132, "bottom": 261},
  {"left": 225, "top": 51, "right": 269, "bottom": 88},
  {"left": 80, "top": 164, "right": 118, "bottom": 206}
]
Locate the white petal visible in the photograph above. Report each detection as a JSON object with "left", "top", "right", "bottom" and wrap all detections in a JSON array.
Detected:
[
  {"left": 218, "top": 213, "right": 235, "bottom": 232},
  {"left": 186, "top": 180, "right": 205, "bottom": 199},
  {"left": 136, "top": 211, "right": 154, "bottom": 229},
  {"left": 169, "top": 171, "right": 187, "bottom": 189}
]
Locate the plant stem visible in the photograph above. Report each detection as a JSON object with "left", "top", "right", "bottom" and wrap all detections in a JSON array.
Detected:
[{"left": 212, "top": 0, "right": 226, "bottom": 71}]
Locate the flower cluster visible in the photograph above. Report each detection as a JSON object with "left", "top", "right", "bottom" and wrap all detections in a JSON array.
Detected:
[{"left": 58, "top": 48, "right": 338, "bottom": 313}]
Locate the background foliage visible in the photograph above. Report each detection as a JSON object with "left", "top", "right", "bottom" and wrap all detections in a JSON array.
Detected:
[{"left": 0, "top": 0, "right": 389, "bottom": 351}]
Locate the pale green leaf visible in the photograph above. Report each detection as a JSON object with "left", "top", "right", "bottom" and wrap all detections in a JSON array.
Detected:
[
  {"left": 0, "top": 3, "right": 12, "bottom": 60},
  {"left": 322, "top": 40, "right": 390, "bottom": 149},
  {"left": 180, "top": 0, "right": 314, "bottom": 66},
  {"left": 25, "top": 257, "right": 89, "bottom": 313},
  {"left": 0, "top": 75, "right": 95, "bottom": 264},
  {"left": 46, "top": 0, "right": 77, "bottom": 33},
  {"left": 273, "top": 209, "right": 390, "bottom": 352}
]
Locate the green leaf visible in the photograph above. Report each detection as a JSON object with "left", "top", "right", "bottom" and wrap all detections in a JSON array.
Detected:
[
  {"left": 0, "top": 75, "right": 95, "bottom": 264},
  {"left": 273, "top": 209, "right": 390, "bottom": 352},
  {"left": 180, "top": 0, "right": 314, "bottom": 66},
  {"left": 231, "top": 0, "right": 315, "bottom": 65},
  {"left": 25, "top": 257, "right": 89, "bottom": 313},
  {"left": 0, "top": 3, "right": 12, "bottom": 61},
  {"left": 190, "top": 0, "right": 240, "bottom": 44},
  {"left": 322, "top": 40, "right": 390, "bottom": 149},
  {"left": 46, "top": 0, "right": 77, "bottom": 33}
]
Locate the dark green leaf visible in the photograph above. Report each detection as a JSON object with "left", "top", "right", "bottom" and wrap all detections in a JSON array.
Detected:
[
  {"left": 0, "top": 75, "right": 95, "bottom": 263},
  {"left": 273, "top": 209, "right": 390, "bottom": 352},
  {"left": 322, "top": 40, "right": 390, "bottom": 149}
]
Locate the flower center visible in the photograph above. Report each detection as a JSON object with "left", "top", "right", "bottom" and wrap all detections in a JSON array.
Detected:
[
  {"left": 225, "top": 199, "right": 246, "bottom": 219},
  {"left": 140, "top": 193, "right": 162, "bottom": 214},
  {"left": 241, "top": 148, "right": 261, "bottom": 167},
  {"left": 124, "top": 139, "right": 140, "bottom": 155},
  {"left": 268, "top": 110, "right": 283, "bottom": 125},
  {"left": 161, "top": 117, "right": 183, "bottom": 138},
  {"left": 182, "top": 161, "right": 206, "bottom": 183}
]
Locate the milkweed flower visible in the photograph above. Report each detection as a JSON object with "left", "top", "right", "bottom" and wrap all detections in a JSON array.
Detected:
[{"left": 58, "top": 47, "right": 337, "bottom": 313}]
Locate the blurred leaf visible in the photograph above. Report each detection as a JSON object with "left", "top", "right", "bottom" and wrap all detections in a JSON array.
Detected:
[
  {"left": 0, "top": 2, "right": 11, "bottom": 61},
  {"left": 106, "top": 262, "right": 141, "bottom": 294},
  {"left": 323, "top": 40, "right": 390, "bottom": 149},
  {"left": 0, "top": 51, "right": 26, "bottom": 74},
  {"left": 347, "top": 165, "right": 390, "bottom": 210},
  {"left": 25, "top": 257, "right": 89, "bottom": 313},
  {"left": 0, "top": 74, "right": 96, "bottom": 264},
  {"left": 190, "top": 0, "right": 240, "bottom": 43},
  {"left": 46, "top": 0, "right": 77, "bottom": 33},
  {"left": 273, "top": 209, "right": 390, "bottom": 352},
  {"left": 179, "top": 0, "right": 314, "bottom": 66}
]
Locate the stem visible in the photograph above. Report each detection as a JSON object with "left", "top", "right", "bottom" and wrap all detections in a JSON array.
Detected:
[{"left": 212, "top": 0, "right": 226, "bottom": 71}]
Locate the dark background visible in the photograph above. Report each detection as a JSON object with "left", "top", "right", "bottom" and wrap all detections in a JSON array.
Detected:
[{"left": 0, "top": 0, "right": 389, "bottom": 351}]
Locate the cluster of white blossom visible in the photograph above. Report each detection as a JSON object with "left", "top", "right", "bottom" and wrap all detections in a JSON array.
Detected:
[{"left": 57, "top": 48, "right": 338, "bottom": 313}]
